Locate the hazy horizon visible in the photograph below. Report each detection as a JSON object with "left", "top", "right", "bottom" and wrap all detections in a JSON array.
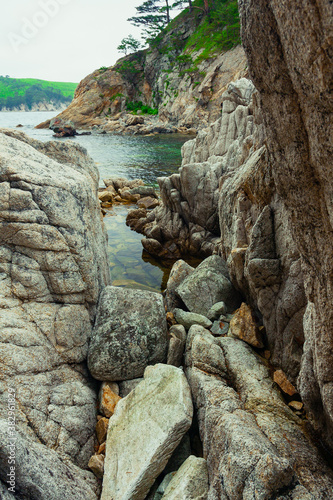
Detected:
[{"left": 0, "top": 0, "right": 145, "bottom": 83}]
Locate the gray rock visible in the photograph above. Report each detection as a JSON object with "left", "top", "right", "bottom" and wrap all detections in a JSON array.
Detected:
[
  {"left": 210, "top": 319, "right": 229, "bottom": 336},
  {"left": 163, "top": 433, "right": 191, "bottom": 475},
  {"left": 167, "top": 325, "right": 187, "bottom": 367},
  {"left": 0, "top": 131, "right": 109, "bottom": 476},
  {"left": 176, "top": 255, "right": 241, "bottom": 315},
  {"left": 206, "top": 301, "right": 227, "bottom": 321},
  {"left": 129, "top": 185, "right": 158, "bottom": 198},
  {"left": 119, "top": 378, "right": 143, "bottom": 397},
  {"left": 88, "top": 286, "right": 168, "bottom": 381},
  {"left": 0, "top": 420, "right": 99, "bottom": 500},
  {"left": 185, "top": 325, "right": 227, "bottom": 377},
  {"left": 165, "top": 259, "right": 194, "bottom": 312},
  {"left": 101, "top": 364, "right": 193, "bottom": 500},
  {"left": 161, "top": 456, "right": 209, "bottom": 500},
  {"left": 174, "top": 309, "right": 212, "bottom": 330}
]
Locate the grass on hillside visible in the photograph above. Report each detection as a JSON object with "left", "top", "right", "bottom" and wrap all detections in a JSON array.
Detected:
[{"left": 0, "top": 77, "right": 77, "bottom": 100}]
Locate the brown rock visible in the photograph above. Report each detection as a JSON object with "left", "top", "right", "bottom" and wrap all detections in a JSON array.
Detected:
[
  {"left": 137, "top": 196, "right": 159, "bottom": 209},
  {"left": 98, "top": 442, "right": 106, "bottom": 455},
  {"left": 96, "top": 417, "right": 109, "bottom": 444},
  {"left": 166, "top": 311, "right": 177, "bottom": 326},
  {"left": 126, "top": 115, "right": 145, "bottom": 127},
  {"left": 99, "top": 383, "right": 122, "bottom": 418},
  {"left": 273, "top": 370, "right": 297, "bottom": 397},
  {"left": 98, "top": 190, "right": 113, "bottom": 203},
  {"left": 288, "top": 401, "right": 304, "bottom": 412},
  {"left": 88, "top": 454, "right": 105, "bottom": 478},
  {"left": 229, "top": 303, "right": 263, "bottom": 348},
  {"left": 120, "top": 191, "right": 141, "bottom": 203}
]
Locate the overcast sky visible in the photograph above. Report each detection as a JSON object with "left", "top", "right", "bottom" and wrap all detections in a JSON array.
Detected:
[{"left": 0, "top": 0, "right": 146, "bottom": 83}]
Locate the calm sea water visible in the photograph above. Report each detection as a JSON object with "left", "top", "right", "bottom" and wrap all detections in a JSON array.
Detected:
[{"left": 0, "top": 111, "right": 194, "bottom": 291}]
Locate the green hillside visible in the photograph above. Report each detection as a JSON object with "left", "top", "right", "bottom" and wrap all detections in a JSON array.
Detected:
[{"left": 0, "top": 76, "right": 77, "bottom": 110}]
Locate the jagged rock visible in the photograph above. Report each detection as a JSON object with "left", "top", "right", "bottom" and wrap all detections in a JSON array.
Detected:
[
  {"left": 176, "top": 256, "right": 242, "bottom": 315},
  {"left": 50, "top": 118, "right": 77, "bottom": 137},
  {"left": 0, "top": 420, "right": 99, "bottom": 500},
  {"left": 103, "top": 177, "right": 144, "bottom": 191},
  {"left": 101, "top": 364, "right": 193, "bottom": 500},
  {"left": 174, "top": 309, "right": 212, "bottom": 330},
  {"left": 88, "top": 286, "right": 168, "bottom": 381},
  {"left": 98, "top": 190, "right": 113, "bottom": 203},
  {"left": 96, "top": 417, "right": 109, "bottom": 444},
  {"left": 161, "top": 456, "right": 209, "bottom": 500},
  {"left": 167, "top": 324, "right": 187, "bottom": 367},
  {"left": 185, "top": 325, "right": 227, "bottom": 378},
  {"left": 137, "top": 196, "right": 159, "bottom": 209},
  {"left": 129, "top": 186, "right": 158, "bottom": 198},
  {"left": 88, "top": 454, "right": 105, "bottom": 479},
  {"left": 165, "top": 259, "right": 194, "bottom": 312},
  {"left": 273, "top": 370, "right": 297, "bottom": 397},
  {"left": 126, "top": 115, "right": 145, "bottom": 127},
  {"left": 239, "top": 0, "right": 333, "bottom": 450},
  {"left": 185, "top": 331, "right": 333, "bottom": 498},
  {"left": 0, "top": 129, "right": 109, "bottom": 489},
  {"left": 98, "top": 382, "right": 122, "bottom": 417},
  {"left": 206, "top": 301, "right": 227, "bottom": 321},
  {"left": 229, "top": 302, "right": 263, "bottom": 348}
]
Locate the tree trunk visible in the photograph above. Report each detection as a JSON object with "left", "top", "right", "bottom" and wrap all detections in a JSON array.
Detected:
[
  {"left": 188, "top": 0, "right": 192, "bottom": 12},
  {"left": 203, "top": 0, "right": 209, "bottom": 14},
  {"left": 165, "top": 0, "right": 170, "bottom": 22}
]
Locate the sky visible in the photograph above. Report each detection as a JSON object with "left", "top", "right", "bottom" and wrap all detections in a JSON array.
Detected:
[{"left": 0, "top": 0, "right": 146, "bottom": 83}]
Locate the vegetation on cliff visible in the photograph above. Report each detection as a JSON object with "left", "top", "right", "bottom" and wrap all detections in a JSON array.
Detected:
[{"left": 0, "top": 76, "right": 77, "bottom": 110}]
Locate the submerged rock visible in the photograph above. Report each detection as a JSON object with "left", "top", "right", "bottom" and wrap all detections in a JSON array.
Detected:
[
  {"left": 101, "top": 364, "right": 193, "bottom": 500},
  {"left": 88, "top": 286, "right": 168, "bottom": 381}
]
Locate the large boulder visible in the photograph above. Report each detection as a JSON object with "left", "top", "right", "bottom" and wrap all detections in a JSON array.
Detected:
[
  {"left": 101, "top": 364, "right": 193, "bottom": 500},
  {"left": 0, "top": 129, "right": 110, "bottom": 495},
  {"left": 176, "top": 255, "right": 242, "bottom": 315},
  {"left": 88, "top": 286, "right": 168, "bottom": 381}
]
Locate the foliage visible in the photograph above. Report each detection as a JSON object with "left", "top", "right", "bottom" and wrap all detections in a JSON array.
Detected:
[
  {"left": 117, "top": 35, "right": 142, "bottom": 55},
  {"left": 98, "top": 66, "right": 108, "bottom": 73},
  {"left": 0, "top": 76, "right": 77, "bottom": 110},
  {"left": 115, "top": 59, "right": 143, "bottom": 86},
  {"left": 126, "top": 99, "right": 158, "bottom": 115},
  {"left": 128, "top": 0, "right": 169, "bottom": 42}
]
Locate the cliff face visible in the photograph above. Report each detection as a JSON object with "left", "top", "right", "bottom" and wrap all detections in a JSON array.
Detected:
[
  {"left": 0, "top": 129, "right": 110, "bottom": 497},
  {"left": 129, "top": 0, "right": 333, "bottom": 452},
  {"left": 37, "top": 12, "right": 247, "bottom": 132},
  {"left": 239, "top": 0, "right": 333, "bottom": 451}
]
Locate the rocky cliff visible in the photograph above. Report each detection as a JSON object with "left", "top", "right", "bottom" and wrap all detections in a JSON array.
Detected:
[
  {"left": 37, "top": 8, "right": 247, "bottom": 133},
  {"left": 127, "top": 0, "right": 333, "bottom": 456},
  {"left": 0, "top": 129, "right": 110, "bottom": 498}
]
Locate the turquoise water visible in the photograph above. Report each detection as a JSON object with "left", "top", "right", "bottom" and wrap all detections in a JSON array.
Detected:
[{"left": 0, "top": 111, "right": 193, "bottom": 291}]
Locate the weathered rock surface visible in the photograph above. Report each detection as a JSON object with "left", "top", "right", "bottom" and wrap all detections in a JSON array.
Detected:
[
  {"left": 0, "top": 128, "right": 109, "bottom": 496},
  {"left": 176, "top": 255, "right": 242, "bottom": 315},
  {"left": 238, "top": 0, "right": 333, "bottom": 451},
  {"left": 0, "top": 420, "right": 99, "bottom": 500},
  {"left": 161, "top": 456, "right": 209, "bottom": 500},
  {"left": 174, "top": 309, "right": 212, "bottom": 330},
  {"left": 229, "top": 302, "right": 263, "bottom": 348},
  {"left": 101, "top": 364, "right": 193, "bottom": 500},
  {"left": 167, "top": 324, "right": 187, "bottom": 367},
  {"left": 185, "top": 329, "right": 333, "bottom": 498},
  {"left": 88, "top": 286, "right": 168, "bottom": 381}
]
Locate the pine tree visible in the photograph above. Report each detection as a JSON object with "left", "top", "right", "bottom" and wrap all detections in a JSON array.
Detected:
[{"left": 128, "top": 0, "right": 171, "bottom": 41}]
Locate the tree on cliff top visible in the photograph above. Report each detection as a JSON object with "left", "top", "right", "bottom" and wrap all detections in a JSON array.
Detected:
[
  {"left": 117, "top": 35, "right": 142, "bottom": 55},
  {"left": 128, "top": 0, "right": 171, "bottom": 41}
]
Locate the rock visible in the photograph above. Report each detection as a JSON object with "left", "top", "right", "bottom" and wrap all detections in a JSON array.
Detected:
[
  {"left": 88, "top": 286, "right": 168, "bottom": 381},
  {"left": 98, "top": 442, "right": 106, "bottom": 455},
  {"left": 0, "top": 130, "right": 109, "bottom": 482},
  {"left": 98, "top": 190, "right": 113, "bottom": 203},
  {"left": 126, "top": 115, "right": 145, "bottom": 126},
  {"left": 206, "top": 301, "right": 227, "bottom": 321},
  {"left": 153, "top": 473, "right": 176, "bottom": 500},
  {"left": 185, "top": 325, "right": 227, "bottom": 377},
  {"left": 185, "top": 333, "right": 333, "bottom": 498},
  {"left": 96, "top": 417, "right": 109, "bottom": 444},
  {"left": 288, "top": 401, "right": 304, "bottom": 411},
  {"left": 163, "top": 433, "right": 192, "bottom": 476},
  {"left": 161, "top": 456, "right": 209, "bottom": 500},
  {"left": 137, "top": 196, "right": 159, "bottom": 209},
  {"left": 210, "top": 319, "right": 229, "bottom": 336},
  {"left": 88, "top": 454, "right": 105, "bottom": 478},
  {"left": 165, "top": 259, "right": 194, "bottom": 312},
  {"left": 119, "top": 190, "right": 141, "bottom": 203},
  {"left": 176, "top": 255, "right": 242, "bottom": 315},
  {"left": 174, "top": 309, "right": 212, "bottom": 330},
  {"left": 129, "top": 186, "right": 158, "bottom": 198},
  {"left": 99, "top": 382, "right": 122, "bottom": 418},
  {"left": 101, "top": 364, "right": 193, "bottom": 500},
  {"left": 0, "top": 420, "right": 99, "bottom": 499},
  {"left": 119, "top": 378, "right": 143, "bottom": 397},
  {"left": 50, "top": 118, "right": 77, "bottom": 137},
  {"left": 229, "top": 302, "right": 263, "bottom": 348},
  {"left": 273, "top": 370, "right": 298, "bottom": 397},
  {"left": 167, "top": 324, "right": 187, "bottom": 367},
  {"left": 103, "top": 177, "right": 144, "bottom": 191}
]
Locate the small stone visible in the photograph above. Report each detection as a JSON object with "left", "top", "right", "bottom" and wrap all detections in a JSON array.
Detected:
[
  {"left": 174, "top": 308, "right": 212, "bottom": 330},
  {"left": 166, "top": 311, "right": 177, "bottom": 326},
  {"left": 88, "top": 454, "right": 105, "bottom": 478},
  {"left": 229, "top": 303, "right": 263, "bottom": 348},
  {"left": 96, "top": 417, "right": 109, "bottom": 444},
  {"left": 120, "top": 191, "right": 141, "bottom": 203},
  {"left": 264, "top": 350, "right": 271, "bottom": 359},
  {"left": 288, "top": 401, "right": 303, "bottom": 411},
  {"left": 98, "top": 190, "right": 113, "bottom": 203},
  {"left": 99, "top": 383, "right": 122, "bottom": 418},
  {"left": 207, "top": 301, "right": 227, "bottom": 321},
  {"left": 98, "top": 442, "right": 106, "bottom": 455},
  {"left": 210, "top": 320, "right": 229, "bottom": 336},
  {"left": 273, "top": 369, "right": 298, "bottom": 396}
]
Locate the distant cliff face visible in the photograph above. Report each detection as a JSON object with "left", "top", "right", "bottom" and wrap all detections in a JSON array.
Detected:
[
  {"left": 37, "top": 12, "right": 247, "bottom": 131},
  {"left": 239, "top": 0, "right": 333, "bottom": 450}
]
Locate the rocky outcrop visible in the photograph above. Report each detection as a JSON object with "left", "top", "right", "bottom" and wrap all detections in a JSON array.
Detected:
[
  {"left": 238, "top": 0, "right": 333, "bottom": 451},
  {"left": 185, "top": 326, "right": 333, "bottom": 498},
  {"left": 0, "top": 129, "right": 110, "bottom": 496},
  {"left": 101, "top": 364, "right": 193, "bottom": 500},
  {"left": 36, "top": 12, "right": 247, "bottom": 132}
]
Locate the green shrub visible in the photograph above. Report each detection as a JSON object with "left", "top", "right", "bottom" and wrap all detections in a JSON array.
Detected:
[{"left": 126, "top": 100, "right": 158, "bottom": 115}]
